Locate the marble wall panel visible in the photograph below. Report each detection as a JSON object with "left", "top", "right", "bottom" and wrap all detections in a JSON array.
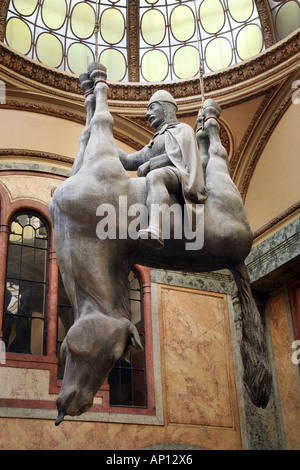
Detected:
[{"left": 158, "top": 285, "right": 240, "bottom": 432}]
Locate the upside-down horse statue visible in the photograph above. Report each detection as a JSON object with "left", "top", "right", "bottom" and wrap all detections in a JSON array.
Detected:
[{"left": 49, "top": 63, "right": 272, "bottom": 425}]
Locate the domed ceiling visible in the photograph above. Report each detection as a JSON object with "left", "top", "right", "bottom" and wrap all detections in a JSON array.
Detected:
[{"left": 2, "top": 0, "right": 300, "bottom": 83}]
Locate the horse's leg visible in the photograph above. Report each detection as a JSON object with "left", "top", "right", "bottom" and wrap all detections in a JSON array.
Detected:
[
  {"left": 230, "top": 263, "right": 272, "bottom": 408},
  {"left": 80, "top": 62, "right": 121, "bottom": 168},
  {"left": 71, "top": 73, "right": 95, "bottom": 175},
  {"left": 196, "top": 110, "right": 210, "bottom": 180},
  {"left": 202, "top": 99, "right": 230, "bottom": 176}
]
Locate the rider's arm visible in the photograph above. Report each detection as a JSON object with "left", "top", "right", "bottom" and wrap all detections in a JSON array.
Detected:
[
  {"left": 119, "top": 148, "right": 149, "bottom": 171},
  {"left": 149, "top": 153, "right": 170, "bottom": 171}
]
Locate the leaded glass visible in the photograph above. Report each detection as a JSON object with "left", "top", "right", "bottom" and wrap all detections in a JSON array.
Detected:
[
  {"left": 4, "top": 0, "right": 300, "bottom": 83},
  {"left": 3, "top": 213, "right": 49, "bottom": 355},
  {"left": 268, "top": 0, "right": 300, "bottom": 41}
]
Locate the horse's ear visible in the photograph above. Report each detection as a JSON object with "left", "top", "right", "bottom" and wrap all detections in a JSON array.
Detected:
[{"left": 123, "top": 323, "right": 143, "bottom": 363}]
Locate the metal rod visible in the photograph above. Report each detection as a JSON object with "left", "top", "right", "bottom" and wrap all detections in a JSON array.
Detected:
[
  {"left": 94, "top": 0, "right": 100, "bottom": 62},
  {"left": 192, "top": 0, "right": 205, "bottom": 108}
]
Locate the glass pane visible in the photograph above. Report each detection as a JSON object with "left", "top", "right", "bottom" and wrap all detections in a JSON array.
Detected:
[
  {"left": 21, "top": 245, "right": 35, "bottom": 280},
  {"left": 4, "top": 280, "right": 32, "bottom": 353},
  {"left": 205, "top": 37, "right": 233, "bottom": 71},
  {"left": 57, "top": 306, "right": 73, "bottom": 342},
  {"left": 6, "top": 244, "right": 21, "bottom": 278},
  {"left": 131, "top": 347, "right": 143, "bottom": 369},
  {"left": 42, "top": 0, "right": 67, "bottom": 30},
  {"left": 108, "top": 368, "right": 121, "bottom": 405},
  {"left": 71, "top": 2, "right": 95, "bottom": 39},
  {"left": 30, "top": 316, "right": 44, "bottom": 354},
  {"left": 5, "top": 282, "right": 20, "bottom": 315},
  {"left": 141, "top": 9, "right": 166, "bottom": 46},
  {"left": 100, "top": 8, "right": 125, "bottom": 45},
  {"left": 5, "top": 17, "right": 32, "bottom": 55},
  {"left": 17, "top": 214, "right": 30, "bottom": 228},
  {"left": 67, "top": 42, "right": 94, "bottom": 75},
  {"left": 31, "top": 282, "right": 46, "bottom": 316},
  {"left": 36, "top": 33, "right": 63, "bottom": 68},
  {"left": 276, "top": 1, "right": 300, "bottom": 40},
  {"left": 100, "top": 49, "right": 126, "bottom": 81},
  {"left": 23, "top": 225, "right": 35, "bottom": 244},
  {"left": 236, "top": 24, "right": 263, "bottom": 60},
  {"left": 9, "top": 221, "right": 22, "bottom": 243},
  {"left": 132, "top": 369, "right": 146, "bottom": 406},
  {"left": 173, "top": 45, "right": 200, "bottom": 79},
  {"left": 141, "top": 50, "right": 168, "bottom": 82},
  {"left": 200, "top": 0, "right": 225, "bottom": 34},
  {"left": 121, "top": 368, "right": 133, "bottom": 405},
  {"left": 33, "top": 249, "right": 47, "bottom": 282},
  {"left": 170, "top": 5, "right": 195, "bottom": 42},
  {"left": 228, "top": 0, "right": 254, "bottom": 22},
  {"left": 13, "top": 0, "right": 38, "bottom": 16}
]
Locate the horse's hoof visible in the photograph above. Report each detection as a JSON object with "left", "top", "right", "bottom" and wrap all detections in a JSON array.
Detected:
[
  {"left": 88, "top": 62, "right": 107, "bottom": 84},
  {"left": 79, "top": 72, "right": 94, "bottom": 97},
  {"left": 203, "top": 98, "right": 221, "bottom": 121}
]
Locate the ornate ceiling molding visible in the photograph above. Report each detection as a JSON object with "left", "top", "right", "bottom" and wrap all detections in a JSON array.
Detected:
[
  {"left": 0, "top": 0, "right": 9, "bottom": 42},
  {"left": 0, "top": 30, "right": 299, "bottom": 105},
  {"left": 255, "top": 0, "right": 276, "bottom": 48}
]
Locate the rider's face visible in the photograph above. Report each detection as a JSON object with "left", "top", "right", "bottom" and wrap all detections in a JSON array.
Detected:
[{"left": 146, "top": 102, "right": 164, "bottom": 129}]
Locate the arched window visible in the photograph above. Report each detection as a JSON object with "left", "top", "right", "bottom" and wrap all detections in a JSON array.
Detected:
[
  {"left": 2, "top": 212, "right": 49, "bottom": 355},
  {"left": 56, "top": 267, "right": 147, "bottom": 407}
]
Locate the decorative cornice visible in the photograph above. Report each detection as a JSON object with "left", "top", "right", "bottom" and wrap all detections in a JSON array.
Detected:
[
  {"left": 0, "top": 30, "right": 299, "bottom": 103},
  {"left": 0, "top": 0, "right": 9, "bottom": 42},
  {"left": 255, "top": 0, "right": 276, "bottom": 48}
]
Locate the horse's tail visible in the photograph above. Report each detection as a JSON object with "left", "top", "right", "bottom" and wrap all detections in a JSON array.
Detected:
[{"left": 230, "top": 263, "right": 272, "bottom": 408}]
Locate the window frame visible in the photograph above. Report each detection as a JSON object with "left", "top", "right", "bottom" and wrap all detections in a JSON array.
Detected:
[{"left": 3, "top": 210, "right": 50, "bottom": 355}]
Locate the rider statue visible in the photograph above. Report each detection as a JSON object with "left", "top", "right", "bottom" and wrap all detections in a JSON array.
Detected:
[{"left": 119, "top": 90, "right": 207, "bottom": 249}]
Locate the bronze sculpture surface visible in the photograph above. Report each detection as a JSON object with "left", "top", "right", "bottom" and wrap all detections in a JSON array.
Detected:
[{"left": 49, "top": 63, "right": 272, "bottom": 425}]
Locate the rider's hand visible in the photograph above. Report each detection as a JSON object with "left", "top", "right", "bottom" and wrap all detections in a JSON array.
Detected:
[{"left": 137, "top": 161, "right": 150, "bottom": 177}]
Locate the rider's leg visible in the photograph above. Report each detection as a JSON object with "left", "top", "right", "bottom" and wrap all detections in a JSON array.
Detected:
[
  {"left": 138, "top": 167, "right": 181, "bottom": 249},
  {"left": 71, "top": 73, "right": 95, "bottom": 175}
]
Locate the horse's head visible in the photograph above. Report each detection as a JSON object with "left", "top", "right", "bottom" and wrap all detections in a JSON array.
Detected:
[{"left": 55, "top": 313, "right": 143, "bottom": 424}]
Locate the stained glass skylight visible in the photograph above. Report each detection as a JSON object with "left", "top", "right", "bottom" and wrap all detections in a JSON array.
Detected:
[{"left": 3, "top": 0, "right": 300, "bottom": 83}]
